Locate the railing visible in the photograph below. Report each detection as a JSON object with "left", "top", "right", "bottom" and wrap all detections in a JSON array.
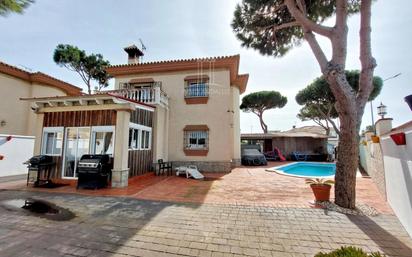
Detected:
[
  {"left": 184, "top": 83, "right": 209, "bottom": 98},
  {"left": 101, "top": 82, "right": 168, "bottom": 106}
]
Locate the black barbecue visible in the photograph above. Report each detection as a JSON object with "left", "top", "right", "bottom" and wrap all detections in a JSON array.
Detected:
[
  {"left": 77, "top": 154, "right": 111, "bottom": 189},
  {"left": 26, "top": 155, "right": 55, "bottom": 187}
]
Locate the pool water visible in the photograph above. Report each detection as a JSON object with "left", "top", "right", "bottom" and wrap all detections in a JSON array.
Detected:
[{"left": 273, "top": 162, "right": 336, "bottom": 178}]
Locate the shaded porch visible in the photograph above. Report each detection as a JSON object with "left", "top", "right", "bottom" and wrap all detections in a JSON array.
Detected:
[
  {"left": 241, "top": 132, "right": 330, "bottom": 161},
  {"left": 22, "top": 94, "right": 156, "bottom": 188}
]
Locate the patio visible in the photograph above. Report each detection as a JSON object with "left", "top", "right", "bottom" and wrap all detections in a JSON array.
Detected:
[
  {"left": 1, "top": 162, "right": 392, "bottom": 214},
  {"left": 0, "top": 163, "right": 411, "bottom": 256},
  {"left": 0, "top": 190, "right": 411, "bottom": 257}
]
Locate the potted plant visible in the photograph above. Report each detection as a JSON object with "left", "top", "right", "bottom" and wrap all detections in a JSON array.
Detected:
[
  {"left": 405, "top": 94, "right": 412, "bottom": 111},
  {"left": 371, "top": 135, "right": 380, "bottom": 143},
  {"left": 390, "top": 132, "right": 406, "bottom": 145},
  {"left": 305, "top": 178, "right": 334, "bottom": 202}
]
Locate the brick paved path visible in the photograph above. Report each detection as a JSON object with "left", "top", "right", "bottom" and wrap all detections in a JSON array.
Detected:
[{"left": 0, "top": 190, "right": 411, "bottom": 257}]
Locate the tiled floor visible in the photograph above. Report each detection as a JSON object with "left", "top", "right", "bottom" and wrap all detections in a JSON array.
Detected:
[
  {"left": 0, "top": 162, "right": 392, "bottom": 214},
  {"left": 0, "top": 190, "right": 410, "bottom": 257}
]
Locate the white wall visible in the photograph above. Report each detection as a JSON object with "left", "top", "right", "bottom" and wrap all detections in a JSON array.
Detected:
[
  {"left": 0, "top": 74, "right": 68, "bottom": 136},
  {"left": 359, "top": 139, "right": 387, "bottom": 199},
  {"left": 381, "top": 127, "right": 412, "bottom": 237},
  {"left": 0, "top": 134, "right": 34, "bottom": 177},
  {"left": 115, "top": 69, "right": 235, "bottom": 162},
  {"left": 359, "top": 143, "right": 368, "bottom": 173}
]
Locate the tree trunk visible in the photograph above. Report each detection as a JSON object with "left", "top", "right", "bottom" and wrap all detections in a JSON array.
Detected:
[
  {"left": 284, "top": 0, "right": 374, "bottom": 210},
  {"left": 325, "top": 126, "right": 330, "bottom": 136},
  {"left": 334, "top": 112, "right": 359, "bottom": 209},
  {"left": 258, "top": 113, "right": 268, "bottom": 134},
  {"left": 325, "top": 71, "right": 360, "bottom": 209},
  {"left": 87, "top": 82, "right": 92, "bottom": 95}
]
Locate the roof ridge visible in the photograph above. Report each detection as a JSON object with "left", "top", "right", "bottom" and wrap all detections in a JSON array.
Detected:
[
  {"left": 31, "top": 72, "right": 82, "bottom": 90},
  {"left": 0, "top": 60, "right": 82, "bottom": 95},
  {"left": 109, "top": 54, "right": 240, "bottom": 68},
  {"left": 0, "top": 60, "right": 31, "bottom": 75}
]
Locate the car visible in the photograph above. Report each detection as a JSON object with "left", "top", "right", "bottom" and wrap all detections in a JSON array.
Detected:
[{"left": 241, "top": 149, "right": 267, "bottom": 166}]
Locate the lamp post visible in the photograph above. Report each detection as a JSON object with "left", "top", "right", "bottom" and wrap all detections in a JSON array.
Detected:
[{"left": 377, "top": 102, "right": 387, "bottom": 119}]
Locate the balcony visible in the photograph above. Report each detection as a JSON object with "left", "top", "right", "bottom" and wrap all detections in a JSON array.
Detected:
[{"left": 101, "top": 82, "right": 169, "bottom": 107}]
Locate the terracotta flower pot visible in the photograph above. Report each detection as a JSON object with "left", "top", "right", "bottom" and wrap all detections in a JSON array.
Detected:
[
  {"left": 405, "top": 94, "right": 412, "bottom": 111},
  {"left": 390, "top": 132, "right": 406, "bottom": 145},
  {"left": 310, "top": 184, "right": 331, "bottom": 202},
  {"left": 371, "top": 136, "right": 380, "bottom": 143}
]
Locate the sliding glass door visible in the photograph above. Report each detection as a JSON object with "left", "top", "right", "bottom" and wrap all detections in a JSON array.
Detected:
[
  {"left": 62, "top": 127, "right": 90, "bottom": 178},
  {"left": 91, "top": 126, "right": 115, "bottom": 156}
]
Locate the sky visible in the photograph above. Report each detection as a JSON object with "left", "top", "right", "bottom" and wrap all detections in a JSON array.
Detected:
[{"left": 0, "top": 0, "right": 411, "bottom": 133}]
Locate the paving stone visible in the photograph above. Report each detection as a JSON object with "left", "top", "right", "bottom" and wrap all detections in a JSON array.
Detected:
[
  {"left": 198, "top": 249, "right": 213, "bottom": 257},
  {"left": 0, "top": 190, "right": 410, "bottom": 257},
  {"left": 190, "top": 242, "right": 208, "bottom": 250}
]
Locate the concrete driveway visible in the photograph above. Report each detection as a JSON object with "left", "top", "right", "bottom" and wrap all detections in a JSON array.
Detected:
[{"left": 0, "top": 190, "right": 411, "bottom": 257}]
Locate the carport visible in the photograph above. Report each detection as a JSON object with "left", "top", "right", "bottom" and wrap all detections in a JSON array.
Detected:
[{"left": 241, "top": 131, "right": 329, "bottom": 160}]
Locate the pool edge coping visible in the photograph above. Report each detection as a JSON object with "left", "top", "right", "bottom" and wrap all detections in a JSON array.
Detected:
[{"left": 265, "top": 162, "right": 336, "bottom": 179}]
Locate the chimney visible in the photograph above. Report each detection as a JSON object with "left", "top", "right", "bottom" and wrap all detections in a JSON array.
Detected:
[
  {"left": 124, "top": 44, "right": 144, "bottom": 64},
  {"left": 375, "top": 118, "right": 393, "bottom": 136}
]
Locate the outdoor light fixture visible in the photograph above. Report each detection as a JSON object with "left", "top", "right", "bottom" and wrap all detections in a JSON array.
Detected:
[
  {"left": 0, "top": 120, "right": 6, "bottom": 127},
  {"left": 377, "top": 102, "right": 387, "bottom": 119}
]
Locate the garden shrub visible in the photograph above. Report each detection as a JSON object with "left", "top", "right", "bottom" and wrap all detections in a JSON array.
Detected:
[{"left": 315, "top": 246, "right": 385, "bottom": 257}]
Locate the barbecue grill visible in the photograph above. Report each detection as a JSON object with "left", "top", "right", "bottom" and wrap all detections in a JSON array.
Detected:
[
  {"left": 77, "top": 154, "right": 111, "bottom": 189},
  {"left": 26, "top": 155, "right": 55, "bottom": 186}
]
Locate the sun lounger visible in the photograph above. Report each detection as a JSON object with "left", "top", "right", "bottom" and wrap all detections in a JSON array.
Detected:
[
  {"left": 292, "top": 151, "right": 308, "bottom": 161},
  {"left": 175, "top": 165, "right": 204, "bottom": 180}
]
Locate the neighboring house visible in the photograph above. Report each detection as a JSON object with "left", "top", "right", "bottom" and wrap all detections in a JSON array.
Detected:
[
  {"left": 24, "top": 46, "right": 248, "bottom": 188},
  {"left": 0, "top": 61, "right": 82, "bottom": 136},
  {"left": 0, "top": 61, "right": 82, "bottom": 177},
  {"left": 284, "top": 125, "right": 339, "bottom": 147}
]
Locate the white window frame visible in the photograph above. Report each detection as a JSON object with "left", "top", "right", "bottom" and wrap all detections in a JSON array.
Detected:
[
  {"left": 128, "top": 127, "right": 140, "bottom": 150},
  {"left": 41, "top": 127, "right": 64, "bottom": 156},
  {"left": 90, "top": 126, "right": 115, "bottom": 156},
  {"left": 61, "top": 126, "right": 91, "bottom": 180},
  {"left": 129, "top": 123, "right": 152, "bottom": 150},
  {"left": 140, "top": 130, "right": 151, "bottom": 150}
]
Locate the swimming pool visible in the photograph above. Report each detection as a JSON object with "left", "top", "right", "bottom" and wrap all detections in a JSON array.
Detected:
[{"left": 268, "top": 162, "right": 336, "bottom": 178}]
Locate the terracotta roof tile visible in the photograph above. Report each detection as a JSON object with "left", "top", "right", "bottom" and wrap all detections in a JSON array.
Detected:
[
  {"left": 0, "top": 60, "right": 82, "bottom": 96},
  {"left": 106, "top": 54, "right": 248, "bottom": 94},
  {"left": 108, "top": 55, "right": 239, "bottom": 68}
]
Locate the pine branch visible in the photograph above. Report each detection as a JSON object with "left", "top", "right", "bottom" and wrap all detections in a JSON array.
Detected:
[
  {"left": 303, "top": 31, "right": 328, "bottom": 72},
  {"left": 284, "top": 0, "right": 333, "bottom": 38},
  {"left": 256, "top": 4, "right": 286, "bottom": 17},
  {"left": 313, "top": 104, "right": 340, "bottom": 135},
  {"left": 356, "top": 0, "right": 376, "bottom": 116},
  {"left": 331, "top": 0, "right": 348, "bottom": 65},
  {"left": 260, "top": 21, "right": 300, "bottom": 32}
]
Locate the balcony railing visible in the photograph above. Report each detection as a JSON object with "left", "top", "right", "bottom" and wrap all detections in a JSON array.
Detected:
[
  {"left": 184, "top": 83, "right": 209, "bottom": 98},
  {"left": 101, "top": 82, "right": 168, "bottom": 107}
]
